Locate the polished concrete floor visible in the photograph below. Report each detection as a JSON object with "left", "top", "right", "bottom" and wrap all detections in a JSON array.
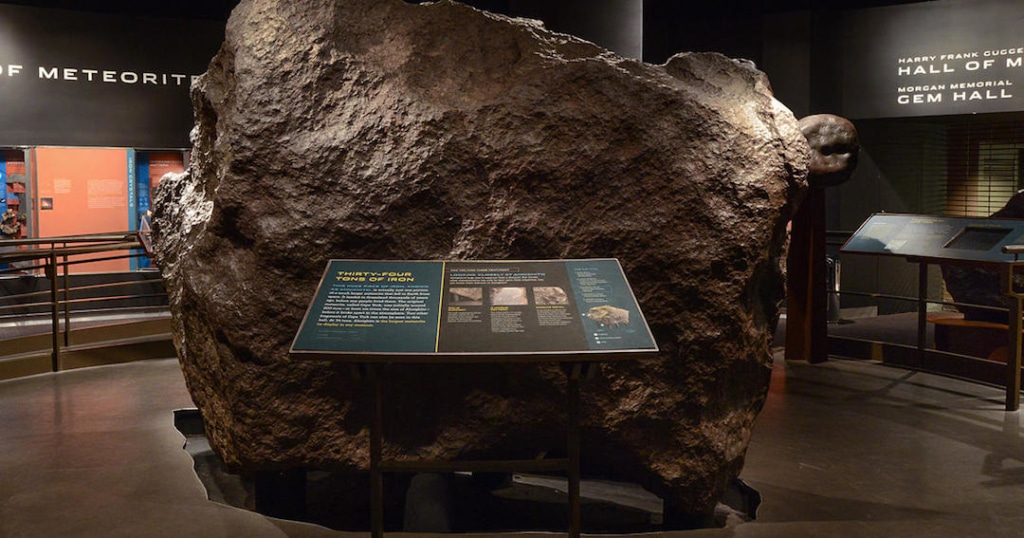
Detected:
[{"left": 2, "top": 352, "right": 1024, "bottom": 537}]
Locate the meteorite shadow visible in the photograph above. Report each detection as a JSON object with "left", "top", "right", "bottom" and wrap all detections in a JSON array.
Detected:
[{"left": 173, "top": 408, "right": 759, "bottom": 532}]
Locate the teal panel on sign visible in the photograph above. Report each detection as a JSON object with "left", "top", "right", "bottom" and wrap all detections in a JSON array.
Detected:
[
  {"left": 842, "top": 213, "right": 1024, "bottom": 263},
  {"left": 292, "top": 258, "right": 658, "bottom": 361},
  {"left": 292, "top": 260, "right": 445, "bottom": 353},
  {"left": 565, "top": 259, "right": 655, "bottom": 351}
]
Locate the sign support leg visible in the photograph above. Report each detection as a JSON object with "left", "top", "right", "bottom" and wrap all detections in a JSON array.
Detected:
[
  {"left": 369, "top": 364, "right": 385, "bottom": 538},
  {"left": 566, "top": 363, "right": 582, "bottom": 538}
]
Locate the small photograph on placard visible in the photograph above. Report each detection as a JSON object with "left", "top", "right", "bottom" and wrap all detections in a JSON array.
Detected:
[
  {"left": 584, "top": 305, "right": 630, "bottom": 329},
  {"left": 40, "top": 198, "right": 54, "bottom": 210},
  {"left": 533, "top": 286, "right": 568, "bottom": 305},
  {"left": 449, "top": 287, "right": 483, "bottom": 306},
  {"left": 490, "top": 286, "right": 528, "bottom": 305}
]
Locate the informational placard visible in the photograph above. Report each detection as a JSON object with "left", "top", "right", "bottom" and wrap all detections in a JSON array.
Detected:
[
  {"left": 842, "top": 0, "right": 1024, "bottom": 119},
  {"left": 290, "top": 259, "right": 658, "bottom": 362},
  {"left": 841, "top": 213, "right": 1024, "bottom": 263}
]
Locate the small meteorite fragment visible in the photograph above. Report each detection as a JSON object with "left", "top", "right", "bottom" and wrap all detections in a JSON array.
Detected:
[
  {"left": 533, "top": 286, "right": 568, "bottom": 305},
  {"left": 585, "top": 305, "right": 630, "bottom": 328}
]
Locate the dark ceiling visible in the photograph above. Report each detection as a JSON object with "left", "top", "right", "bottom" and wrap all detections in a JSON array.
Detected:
[
  {"left": 0, "top": 0, "right": 240, "bottom": 20},
  {"left": 0, "top": 0, "right": 931, "bottom": 21}
]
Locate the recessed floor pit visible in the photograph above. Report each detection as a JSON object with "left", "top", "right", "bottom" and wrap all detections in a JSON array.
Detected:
[{"left": 173, "top": 408, "right": 759, "bottom": 533}]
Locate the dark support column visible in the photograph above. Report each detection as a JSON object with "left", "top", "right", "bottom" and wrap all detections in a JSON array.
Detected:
[
  {"left": 786, "top": 188, "right": 828, "bottom": 364},
  {"left": 253, "top": 468, "right": 307, "bottom": 520}
]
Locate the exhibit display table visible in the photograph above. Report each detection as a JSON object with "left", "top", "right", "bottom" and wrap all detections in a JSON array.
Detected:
[
  {"left": 290, "top": 259, "right": 658, "bottom": 537},
  {"left": 842, "top": 213, "right": 1024, "bottom": 410}
]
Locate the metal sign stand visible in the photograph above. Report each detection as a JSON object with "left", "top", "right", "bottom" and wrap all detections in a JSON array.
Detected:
[
  {"left": 841, "top": 214, "right": 1024, "bottom": 411},
  {"left": 292, "top": 259, "right": 659, "bottom": 533},
  {"left": 355, "top": 360, "right": 599, "bottom": 538}
]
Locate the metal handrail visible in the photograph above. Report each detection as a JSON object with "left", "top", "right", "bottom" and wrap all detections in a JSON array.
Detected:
[
  {"left": 1004, "top": 245, "right": 1024, "bottom": 256},
  {"left": 0, "top": 231, "right": 139, "bottom": 246},
  {"left": 823, "top": 228, "right": 1019, "bottom": 318},
  {"left": 0, "top": 239, "right": 140, "bottom": 263},
  {"left": 837, "top": 290, "right": 1008, "bottom": 314},
  {"left": 824, "top": 250, "right": 1024, "bottom": 407},
  {"left": 0, "top": 231, "right": 165, "bottom": 372}
]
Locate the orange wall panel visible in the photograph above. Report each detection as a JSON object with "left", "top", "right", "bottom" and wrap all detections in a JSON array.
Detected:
[{"left": 34, "top": 147, "right": 130, "bottom": 273}]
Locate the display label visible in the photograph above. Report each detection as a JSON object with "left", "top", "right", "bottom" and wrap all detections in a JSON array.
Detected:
[
  {"left": 290, "top": 259, "right": 658, "bottom": 361},
  {"left": 841, "top": 0, "right": 1024, "bottom": 119},
  {"left": 841, "top": 213, "right": 1024, "bottom": 263}
]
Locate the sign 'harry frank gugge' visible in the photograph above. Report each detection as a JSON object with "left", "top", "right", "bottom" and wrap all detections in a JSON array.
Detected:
[
  {"left": 842, "top": 1, "right": 1024, "bottom": 118},
  {"left": 895, "top": 54, "right": 1021, "bottom": 105}
]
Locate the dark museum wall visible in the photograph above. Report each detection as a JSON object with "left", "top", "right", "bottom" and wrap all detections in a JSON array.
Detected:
[
  {"left": 0, "top": 0, "right": 942, "bottom": 147},
  {"left": 0, "top": 0, "right": 235, "bottom": 20},
  {"left": 509, "top": 0, "right": 643, "bottom": 59},
  {"left": 0, "top": 3, "right": 224, "bottom": 147},
  {"left": 823, "top": 0, "right": 1024, "bottom": 312},
  {"left": 642, "top": 2, "right": 763, "bottom": 67},
  {"left": 3, "top": 0, "right": 1024, "bottom": 315},
  {"left": 569, "top": 0, "right": 1024, "bottom": 314},
  {"left": 644, "top": 0, "right": 1024, "bottom": 314},
  {"left": 454, "top": 0, "right": 644, "bottom": 59}
]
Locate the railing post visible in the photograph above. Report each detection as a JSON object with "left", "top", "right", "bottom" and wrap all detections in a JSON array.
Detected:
[
  {"left": 62, "top": 245, "right": 71, "bottom": 347},
  {"left": 917, "top": 262, "right": 928, "bottom": 369},
  {"left": 0, "top": 233, "right": 161, "bottom": 376},
  {"left": 48, "top": 249, "right": 61, "bottom": 372},
  {"left": 1002, "top": 264, "right": 1022, "bottom": 411}
]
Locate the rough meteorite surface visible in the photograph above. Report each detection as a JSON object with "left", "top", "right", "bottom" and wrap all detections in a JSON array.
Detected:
[{"left": 152, "top": 0, "right": 809, "bottom": 521}]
